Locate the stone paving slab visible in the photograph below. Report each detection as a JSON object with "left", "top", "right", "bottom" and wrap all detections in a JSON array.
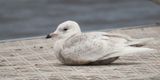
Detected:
[{"left": 0, "top": 25, "right": 160, "bottom": 80}]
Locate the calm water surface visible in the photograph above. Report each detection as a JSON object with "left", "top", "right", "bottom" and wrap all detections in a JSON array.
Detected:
[{"left": 0, "top": 0, "right": 160, "bottom": 40}]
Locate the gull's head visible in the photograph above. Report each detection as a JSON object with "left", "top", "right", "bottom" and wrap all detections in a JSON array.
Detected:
[{"left": 46, "top": 20, "right": 81, "bottom": 39}]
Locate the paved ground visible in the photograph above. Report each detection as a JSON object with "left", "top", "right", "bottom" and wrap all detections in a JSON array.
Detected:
[{"left": 0, "top": 25, "right": 160, "bottom": 80}]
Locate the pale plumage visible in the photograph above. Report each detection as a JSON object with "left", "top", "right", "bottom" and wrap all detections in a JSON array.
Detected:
[{"left": 46, "top": 20, "right": 154, "bottom": 65}]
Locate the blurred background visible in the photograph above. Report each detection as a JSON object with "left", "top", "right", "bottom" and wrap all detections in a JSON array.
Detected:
[{"left": 0, "top": 0, "right": 160, "bottom": 40}]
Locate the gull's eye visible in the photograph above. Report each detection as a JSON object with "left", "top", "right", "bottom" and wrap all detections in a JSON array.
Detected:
[{"left": 63, "top": 28, "right": 68, "bottom": 31}]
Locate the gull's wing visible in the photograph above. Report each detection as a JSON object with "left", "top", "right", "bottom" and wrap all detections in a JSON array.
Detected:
[{"left": 98, "top": 32, "right": 155, "bottom": 59}]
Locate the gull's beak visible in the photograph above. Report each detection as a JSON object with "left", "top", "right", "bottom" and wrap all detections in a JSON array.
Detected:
[
  {"left": 46, "top": 34, "right": 52, "bottom": 39},
  {"left": 46, "top": 32, "right": 58, "bottom": 39}
]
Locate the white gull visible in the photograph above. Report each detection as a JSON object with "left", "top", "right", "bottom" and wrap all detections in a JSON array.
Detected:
[{"left": 46, "top": 20, "right": 154, "bottom": 65}]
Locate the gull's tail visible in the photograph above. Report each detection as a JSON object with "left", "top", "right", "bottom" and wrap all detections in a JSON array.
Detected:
[
  {"left": 127, "top": 38, "right": 154, "bottom": 47},
  {"left": 109, "top": 47, "right": 155, "bottom": 58},
  {"left": 108, "top": 38, "right": 156, "bottom": 58}
]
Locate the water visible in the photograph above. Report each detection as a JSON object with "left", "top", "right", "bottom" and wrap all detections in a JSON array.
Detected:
[{"left": 0, "top": 0, "right": 160, "bottom": 40}]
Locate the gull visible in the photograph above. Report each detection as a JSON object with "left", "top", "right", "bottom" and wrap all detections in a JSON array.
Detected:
[{"left": 46, "top": 20, "right": 154, "bottom": 65}]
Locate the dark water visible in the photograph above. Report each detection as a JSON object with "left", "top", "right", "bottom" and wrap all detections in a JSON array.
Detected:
[{"left": 0, "top": 0, "right": 160, "bottom": 40}]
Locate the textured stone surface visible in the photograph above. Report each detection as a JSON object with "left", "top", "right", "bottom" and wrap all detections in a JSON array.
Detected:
[{"left": 0, "top": 25, "right": 160, "bottom": 80}]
